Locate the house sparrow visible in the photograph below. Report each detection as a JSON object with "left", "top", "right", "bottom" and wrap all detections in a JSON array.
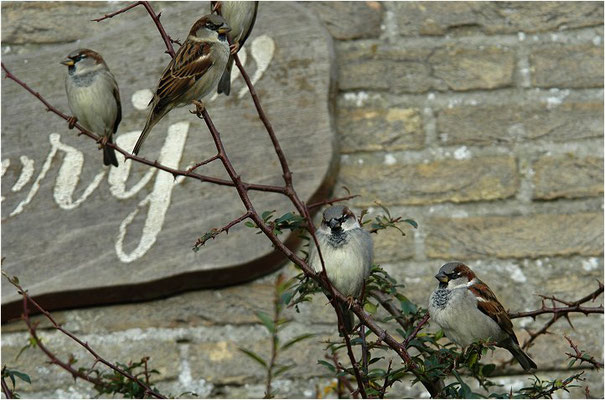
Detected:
[
  {"left": 211, "top": 1, "right": 258, "bottom": 95},
  {"left": 62, "top": 49, "right": 121, "bottom": 167},
  {"left": 132, "top": 14, "right": 231, "bottom": 155},
  {"left": 308, "top": 205, "right": 373, "bottom": 333},
  {"left": 428, "top": 262, "right": 537, "bottom": 371}
]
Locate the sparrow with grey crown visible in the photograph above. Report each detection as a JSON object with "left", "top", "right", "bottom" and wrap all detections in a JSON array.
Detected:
[
  {"left": 133, "top": 14, "right": 231, "bottom": 155},
  {"left": 211, "top": 1, "right": 259, "bottom": 95},
  {"left": 429, "top": 262, "right": 537, "bottom": 371},
  {"left": 62, "top": 49, "right": 121, "bottom": 167},
  {"left": 308, "top": 205, "right": 373, "bottom": 333}
]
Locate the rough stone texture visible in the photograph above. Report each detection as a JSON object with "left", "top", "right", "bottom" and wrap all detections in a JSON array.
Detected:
[
  {"left": 337, "top": 107, "right": 424, "bottom": 153},
  {"left": 1, "top": 1, "right": 112, "bottom": 44},
  {"left": 337, "top": 41, "right": 515, "bottom": 92},
  {"left": 340, "top": 157, "right": 518, "bottom": 206},
  {"left": 425, "top": 213, "right": 604, "bottom": 259},
  {"left": 428, "top": 45, "right": 515, "bottom": 91},
  {"left": 373, "top": 227, "right": 416, "bottom": 263},
  {"left": 437, "top": 102, "right": 604, "bottom": 146},
  {"left": 336, "top": 42, "right": 442, "bottom": 93},
  {"left": 530, "top": 43, "right": 604, "bottom": 88},
  {"left": 532, "top": 156, "right": 604, "bottom": 200},
  {"left": 2, "top": 2, "right": 604, "bottom": 399},
  {"left": 391, "top": 2, "right": 604, "bottom": 36},
  {"left": 304, "top": 1, "right": 383, "bottom": 40}
]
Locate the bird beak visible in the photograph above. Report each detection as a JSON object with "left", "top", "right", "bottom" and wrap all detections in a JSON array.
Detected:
[
  {"left": 435, "top": 272, "right": 449, "bottom": 283},
  {"left": 328, "top": 219, "right": 341, "bottom": 230},
  {"left": 61, "top": 59, "right": 74, "bottom": 67},
  {"left": 218, "top": 25, "right": 231, "bottom": 35}
]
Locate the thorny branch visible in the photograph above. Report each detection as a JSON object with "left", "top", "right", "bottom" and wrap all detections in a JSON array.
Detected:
[
  {"left": 2, "top": 272, "right": 164, "bottom": 399},
  {"left": 193, "top": 211, "right": 252, "bottom": 249},
  {"left": 564, "top": 335, "right": 604, "bottom": 370},
  {"left": 508, "top": 281, "right": 603, "bottom": 350},
  {"left": 20, "top": 299, "right": 105, "bottom": 388},
  {"left": 326, "top": 352, "right": 358, "bottom": 399}
]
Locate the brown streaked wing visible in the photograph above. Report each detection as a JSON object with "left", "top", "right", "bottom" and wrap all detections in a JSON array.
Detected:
[
  {"left": 155, "top": 41, "right": 213, "bottom": 106},
  {"left": 469, "top": 281, "right": 519, "bottom": 343}
]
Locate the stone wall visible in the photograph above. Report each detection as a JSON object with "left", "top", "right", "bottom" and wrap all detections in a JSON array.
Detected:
[{"left": 1, "top": 2, "right": 603, "bottom": 398}]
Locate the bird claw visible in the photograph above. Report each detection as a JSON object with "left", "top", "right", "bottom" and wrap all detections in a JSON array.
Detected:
[
  {"left": 67, "top": 116, "right": 78, "bottom": 129},
  {"left": 229, "top": 43, "right": 240, "bottom": 55},
  {"left": 97, "top": 136, "right": 109, "bottom": 150},
  {"left": 190, "top": 100, "right": 205, "bottom": 117},
  {"left": 345, "top": 296, "right": 356, "bottom": 309}
]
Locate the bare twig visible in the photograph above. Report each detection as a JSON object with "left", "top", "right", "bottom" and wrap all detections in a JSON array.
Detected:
[
  {"left": 186, "top": 154, "right": 221, "bottom": 174},
  {"left": 508, "top": 282, "right": 604, "bottom": 350},
  {"left": 193, "top": 211, "right": 252, "bottom": 249}
]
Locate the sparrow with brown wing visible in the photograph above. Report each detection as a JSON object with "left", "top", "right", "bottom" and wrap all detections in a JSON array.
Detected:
[
  {"left": 62, "top": 49, "right": 121, "bottom": 167},
  {"left": 211, "top": 1, "right": 258, "bottom": 95},
  {"left": 133, "top": 14, "right": 231, "bottom": 155},
  {"left": 428, "top": 262, "right": 537, "bottom": 371}
]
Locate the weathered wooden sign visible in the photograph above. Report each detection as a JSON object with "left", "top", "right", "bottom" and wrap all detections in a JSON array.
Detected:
[{"left": 1, "top": 1, "right": 337, "bottom": 320}]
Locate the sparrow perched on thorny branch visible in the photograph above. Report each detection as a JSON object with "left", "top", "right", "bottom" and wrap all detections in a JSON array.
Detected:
[
  {"left": 429, "top": 262, "right": 537, "bottom": 371},
  {"left": 62, "top": 49, "right": 121, "bottom": 167},
  {"left": 132, "top": 14, "right": 231, "bottom": 155},
  {"left": 211, "top": 1, "right": 258, "bottom": 96},
  {"left": 308, "top": 205, "right": 373, "bottom": 333}
]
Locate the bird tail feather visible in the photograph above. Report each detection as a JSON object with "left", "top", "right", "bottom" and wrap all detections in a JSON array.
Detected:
[
  {"left": 133, "top": 102, "right": 169, "bottom": 155},
  {"left": 103, "top": 134, "right": 119, "bottom": 167},
  {"left": 337, "top": 302, "right": 355, "bottom": 334},
  {"left": 507, "top": 342, "right": 537, "bottom": 371}
]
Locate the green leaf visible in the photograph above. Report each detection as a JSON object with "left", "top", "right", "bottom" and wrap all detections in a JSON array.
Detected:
[
  {"left": 255, "top": 311, "right": 275, "bottom": 334},
  {"left": 399, "top": 296, "right": 418, "bottom": 315},
  {"left": 368, "top": 357, "right": 384, "bottom": 365},
  {"left": 238, "top": 348, "right": 267, "bottom": 369},
  {"left": 482, "top": 363, "right": 496, "bottom": 376},
  {"left": 280, "top": 291, "right": 293, "bottom": 305},
  {"left": 261, "top": 210, "right": 274, "bottom": 221},
  {"left": 273, "top": 364, "right": 294, "bottom": 377},
  {"left": 403, "top": 219, "right": 418, "bottom": 229},
  {"left": 281, "top": 333, "right": 315, "bottom": 351},
  {"left": 364, "top": 302, "right": 378, "bottom": 314},
  {"left": 317, "top": 360, "right": 336, "bottom": 373},
  {"left": 11, "top": 370, "right": 31, "bottom": 384},
  {"left": 245, "top": 221, "right": 256, "bottom": 228}
]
